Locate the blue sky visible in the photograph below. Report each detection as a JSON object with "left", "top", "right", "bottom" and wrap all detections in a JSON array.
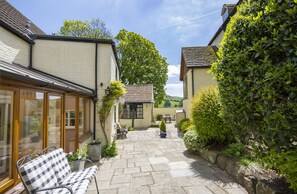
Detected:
[{"left": 8, "top": 0, "right": 238, "bottom": 97}]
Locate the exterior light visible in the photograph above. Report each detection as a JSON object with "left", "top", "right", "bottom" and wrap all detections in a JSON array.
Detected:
[{"left": 105, "top": 86, "right": 111, "bottom": 96}]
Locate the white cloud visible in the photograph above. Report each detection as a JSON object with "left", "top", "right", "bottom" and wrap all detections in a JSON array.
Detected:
[
  {"left": 165, "top": 83, "right": 183, "bottom": 97},
  {"left": 168, "top": 65, "right": 180, "bottom": 78}
]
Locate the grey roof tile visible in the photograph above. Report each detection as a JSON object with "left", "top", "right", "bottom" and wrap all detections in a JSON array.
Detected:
[
  {"left": 0, "top": 0, "right": 45, "bottom": 38},
  {"left": 123, "top": 85, "right": 154, "bottom": 103},
  {"left": 182, "top": 46, "right": 217, "bottom": 67}
]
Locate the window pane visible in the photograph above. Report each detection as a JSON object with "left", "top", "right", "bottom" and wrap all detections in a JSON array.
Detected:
[
  {"left": 65, "top": 96, "right": 76, "bottom": 153},
  {"left": 0, "top": 90, "right": 13, "bottom": 186},
  {"left": 48, "top": 95, "right": 62, "bottom": 148},
  {"left": 79, "top": 98, "right": 91, "bottom": 137},
  {"left": 19, "top": 90, "right": 44, "bottom": 159}
]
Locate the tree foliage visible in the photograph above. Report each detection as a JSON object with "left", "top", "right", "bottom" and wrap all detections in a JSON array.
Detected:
[
  {"left": 115, "top": 29, "right": 168, "bottom": 105},
  {"left": 56, "top": 18, "right": 113, "bottom": 39}
]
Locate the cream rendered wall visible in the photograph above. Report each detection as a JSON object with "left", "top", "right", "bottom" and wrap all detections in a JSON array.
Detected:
[
  {"left": 183, "top": 68, "right": 217, "bottom": 118},
  {"left": 96, "top": 44, "right": 119, "bottom": 144},
  {"left": 120, "top": 103, "right": 153, "bottom": 128},
  {"left": 0, "top": 27, "right": 30, "bottom": 66},
  {"left": 210, "top": 31, "right": 224, "bottom": 48},
  {"left": 193, "top": 68, "right": 217, "bottom": 94},
  {"left": 153, "top": 108, "right": 181, "bottom": 120},
  {"left": 183, "top": 70, "right": 192, "bottom": 118},
  {"left": 32, "top": 39, "right": 96, "bottom": 89}
]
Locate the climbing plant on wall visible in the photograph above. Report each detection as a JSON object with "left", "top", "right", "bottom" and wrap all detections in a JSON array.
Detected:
[{"left": 98, "top": 81, "right": 126, "bottom": 144}]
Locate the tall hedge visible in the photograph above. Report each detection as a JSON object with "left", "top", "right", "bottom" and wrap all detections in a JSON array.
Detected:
[{"left": 212, "top": 0, "right": 297, "bottom": 150}]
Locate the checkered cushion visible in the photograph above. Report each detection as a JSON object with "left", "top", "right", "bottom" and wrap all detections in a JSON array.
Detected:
[
  {"left": 61, "top": 165, "right": 98, "bottom": 184},
  {"left": 47, "top": 148, "right": 72, "bottom": 183},
  {"left": 19, "top": 154, "right": 59, "bottom": 194},
  {"left": 51, "top": 179, "right": 90, "bottom": 194}
]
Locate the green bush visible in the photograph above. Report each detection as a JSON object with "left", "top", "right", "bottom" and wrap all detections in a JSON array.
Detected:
[
  {"left": 159, "top": 119, "right": 166, "bottom": 132},
  {"left": 156, "top": 114, "right": 163, "bottom": 121},
  {"left": 103, "top": 140, "right": 118, "bottom": 157},
  {"left": 177, "top": 118, "right": 190, "bottom": 129},
  {"left": 180, "top": 120, "right": 192, "bottom": 133},
  {"left": 262, "top": 149, "right": 297, "bottom": 191},
  {"left": 183, "top": 130, "right": 205, "bottom": 151},
  {"left": 191, "top": 86, "right": 233, "bottom": 144},
  {"left": 212, "top": 0, "right": 297, "bottom": 150},
  {"left": 221, "top": 142, "right": 247, "bottom": 159}
]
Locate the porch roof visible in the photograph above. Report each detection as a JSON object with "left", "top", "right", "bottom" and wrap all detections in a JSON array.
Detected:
[
  {"left": 122, "top": 85, "right": 154, "bottom": 103},
  {"left": 0, "top": 60, "right": 94, "bottom": 96}
]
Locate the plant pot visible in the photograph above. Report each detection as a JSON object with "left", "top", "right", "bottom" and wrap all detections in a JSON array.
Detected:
[
  {"left": 87, "top": 143, "right": 102, "bottom": 162},
  {"left": 160, "top": 131, "right": 167, "bottom": 138},
  {"left": 70, "top": 160, "right": 85, "bottom": 171}
]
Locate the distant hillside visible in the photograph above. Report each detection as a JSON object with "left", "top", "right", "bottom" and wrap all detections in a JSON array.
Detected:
[{"left": 159, "top": 95, "right": 183, "bottom": 108}]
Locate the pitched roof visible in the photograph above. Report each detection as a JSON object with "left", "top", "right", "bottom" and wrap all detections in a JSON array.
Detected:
[
  {"left": 122, "top": 85, "right": 154, "bottom": 103},
  {"left": 0, "top": 0, "right": 45, "bottom": 41},
  {"left": 182, "top": 46, "right": 217, "bottom": 67},
  {"left": 208, "top": 0, "right": 242, "bottom": 46}
]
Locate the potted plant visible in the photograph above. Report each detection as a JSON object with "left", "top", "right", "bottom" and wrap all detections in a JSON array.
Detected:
[
  {"left": 68, "top": 146, "right": 88, "bottom": 171},
  {"left": 87, "top": 138, "right": 102, "bottom": 161},
  {"left": 159, "top": 119, "right": 167, "bottom": 138}
]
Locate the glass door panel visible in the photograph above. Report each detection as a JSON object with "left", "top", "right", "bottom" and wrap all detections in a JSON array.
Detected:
[
  {"left": 65, "top": 96, "right": 76, "bottom": 153},
  {"left": 48, "top": 95, "right": 62, "bottom": 148},
  {"left": 19, "top": 90, "right": 44, "bottom": 159},
  {"left": 0, "top": 90, "right": 13, "bottom": 186}
]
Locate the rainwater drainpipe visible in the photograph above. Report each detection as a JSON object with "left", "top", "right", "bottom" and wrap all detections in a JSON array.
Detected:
[
  {"left": 93, "top": 43, "right": 98, "bottom": 140},
  {"left": 29, "top": 43, "right": 33, "bottom": 68},
  {"left": 191, "top": 68, "right": 194, "bottom": 97}
]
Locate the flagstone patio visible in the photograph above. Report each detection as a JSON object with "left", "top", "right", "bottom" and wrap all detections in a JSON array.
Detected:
[{"left": 87, "top": 123, "right": 248, "bottom": 194}]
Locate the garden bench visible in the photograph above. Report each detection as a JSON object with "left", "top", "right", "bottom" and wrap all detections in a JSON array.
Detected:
[
  {"left": 115, "top": 122, "right": 128, "bottom": 139},
  {"left": 16, "top": 147, "right": 99, "bottom": 194}
]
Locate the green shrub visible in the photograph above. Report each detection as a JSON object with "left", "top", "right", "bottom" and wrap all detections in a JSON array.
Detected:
[
  {"left": 191, "top": 86, "right": 233, "bottom": 144},
  {"left": 183, "top": 130, "right": 205, "bottom": 151},
  {"left": 159, "top": 119, "right": 166, "bottom": 132},
  {"left": 211, "top": 0, "right": 297, "bottom": 150},
  {"left": 180, "top": 120, "right": 192, "bottom": 133},
  {"left": 177, "top": 118, "right": 190, "bottom": 129},
  {"left": 221, "top": 142, "right": 247, "bottom": 159},
  {"left": 261, "top": 149, "right": 297, "bottom": 191},
  {"left": 103, "top": 140, "right": 118, "bottom": 157},
  {"left": 156, "top": 114, "right": 163, "bottom": 121}
]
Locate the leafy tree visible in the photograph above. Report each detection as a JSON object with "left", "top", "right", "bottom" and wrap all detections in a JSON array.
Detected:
[
  {"left": 164, "top": 99, "right": 171, "bottom": 108},
  {"left": 56, "top": 18, "right": 113, "bottom": 39},
  {"left": 115, "top": 29, "right": 168, "bottom": 105}
]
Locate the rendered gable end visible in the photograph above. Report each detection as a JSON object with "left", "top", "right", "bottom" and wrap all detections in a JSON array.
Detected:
[
  {"left": 0, "top": 27, "right": 30, "bottom": 66},
  {"left": 32, "top": 39, "right": 96, "bottom": 89}
]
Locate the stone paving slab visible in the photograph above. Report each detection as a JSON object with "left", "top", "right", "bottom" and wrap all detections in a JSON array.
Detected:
[{"left": 87, "top": 123, "right": 248, "bottom": 194}]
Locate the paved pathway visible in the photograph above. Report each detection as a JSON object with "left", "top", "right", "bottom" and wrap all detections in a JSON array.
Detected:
[{"left": 88, "top": 123, "right": 248, "bottom": 194}]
